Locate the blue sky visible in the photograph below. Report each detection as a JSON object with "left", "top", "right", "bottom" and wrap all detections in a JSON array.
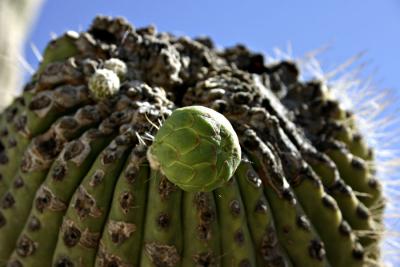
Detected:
[{"left": 26, "top": 0, "right": 400, "bottom": 92}]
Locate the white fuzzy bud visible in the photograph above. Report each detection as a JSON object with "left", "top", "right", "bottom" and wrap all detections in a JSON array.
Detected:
[
  {"left": 88, "top": 68, "right": 120, "bottom": 100},
  {"left": 103, "top": 58, "right": 128, "bottom": 80}
]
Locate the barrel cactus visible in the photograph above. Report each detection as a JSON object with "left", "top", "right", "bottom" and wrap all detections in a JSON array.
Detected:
[{"left": 0, "top": 16, "right": 388, "bottom": 267}]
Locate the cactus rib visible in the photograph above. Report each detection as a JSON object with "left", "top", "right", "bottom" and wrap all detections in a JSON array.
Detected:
[
  {"left": 181, "top": 191, "right": 221, "bottom": 267},
  {"left": 214, "top": 176, "right": 257, "bottom": 267},
  {"left": 95, "top": 145, "right": 149, "bottom": 267},
  {"left": 240, "top": 128, "right": 330, "bottom": 267},
  {"left": 52, "top": 130, "right": 135, "bottom": 267},
  {"left": 0, "top": 102, "right": 109, "bottom": 262},
  {"left": 7, "top": 127, "right": 113, "bottom": 267},
  {"left": 140, "top": 169, "right": 182, "bottom": 267},
  {"left": 235, "top": 160, "right": 293, "bottom": 267}
]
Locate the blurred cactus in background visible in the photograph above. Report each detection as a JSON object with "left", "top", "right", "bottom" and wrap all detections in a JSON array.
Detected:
[{"left": 0, "top": 0, "right": 43, "bottom": 110}]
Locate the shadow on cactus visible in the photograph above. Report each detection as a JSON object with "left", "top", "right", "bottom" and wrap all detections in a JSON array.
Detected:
[{"left": 0, "top": 16, "right": 388, "bottom": 267}]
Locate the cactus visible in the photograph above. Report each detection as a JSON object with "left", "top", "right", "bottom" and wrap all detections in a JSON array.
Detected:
[{"left": 0, "top": 16, "right": 391, "bottom": 267}]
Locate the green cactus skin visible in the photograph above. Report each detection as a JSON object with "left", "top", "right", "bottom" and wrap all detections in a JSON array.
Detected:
[
  {"left": 37, "top": 32, "right": 80, "bottom": 75},
  {"left": 147, "top": 105, "right": 241, "bottom": 192},
  {"left": 322, "top": 140, "right": 382, "bottom": 208},
  {"left": 251, "top": 115, "right": 366, "bottom": 266},
  {"left": 291, "top": 175, "right": 364, "bottom": 267},
  {"left": 24, "top": 85, "right": 91, "bottom": 137},
  {"left": 320, "top": 129, "right": 380, "bottom": 249},
  {"left": 139, "top": 169, "right": 182, "bottom": 267},
  {"left": 185, "top": 63, "right": 382, "bottom": 265},
  {"left": 277, "top": 80, "right": 380, "bottom": 250},
  {"left": 235, "top": 160, "right": 293, "bottom": 267},
  {"left": 95, "top": 145, "right": 149, "bottom": 267},
  {"left": 325, "top": 122, "right": 372, "bottom": 161},
  {"left": 6, "top": 128, "right": 113, "bottom": 267},
  {"left": 318, "top": 101, "right": 373, "bottom": 161},
  {"left": 349, "top": 136, "right": 373, "bottom": 162},
  {"left": 52, "top": 131, "right": 134, "bottom": 267},
  {"left": 241, "top": 129, "right": 330, "bottom": 267},
  {"left": 278, "top": 79, "right": 381, "bottom": 212},
  {"left": 181, "top": 191, "right": 221, "bottom": 267},
  {"left": 0, "top": 171, "right": 49, "bottom": 265},
  {"left": 214, "top": 176, "right": 256, "bottom": 267},
  {"left": 0, "top": 85, "right": 91, "bottom": 196},
  {"left": 0, "top": 97, "right": 26, "bottom": 197},
  {"left": 0, "top": 103, "right": 108, "bottom": 263},
  {"left": 248, "top": 102, "right": 376, "bottom": 266},
  {"left": 4, "top": 103, "right": 142, "bottom": 267},
  {"left": 304, "top": 151, "right": 377, "bottom": 245},
  {"left": 185, "top": 62, "right": 383, "bottom": 265},
  {"left": 321, "top": 141, "right": 384, "bottom": 255},
  {"left": 0, "top": 95, "right": 25, "bottom": 145},
  {"left": 0, "top": 130, "right": 29, "bottom": 193},
  {"left": 0, "top": 96, "right": 23, "bottom": 145}
]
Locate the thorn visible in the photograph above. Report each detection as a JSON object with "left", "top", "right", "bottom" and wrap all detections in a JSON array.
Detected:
[
  {"left": 135, "top": 132, "right": 147, "bottom": 146},
  {"left": 144, "top": 112, "right": 159, "bottom": 130},
  {"left": 144, "top": 132, "right": 155, "bottom": 141},
  {"left": 325, "top": 51, "right": 366, "bottom": 80},
  {"left": 30, "top": 42, "right": 43, "bottom": 62},
  {"left": 157, "top": 118, "right": 163, "bottom": 128},
  {"left": 120, "top": 29, "right": 131, "bottom": 46}
]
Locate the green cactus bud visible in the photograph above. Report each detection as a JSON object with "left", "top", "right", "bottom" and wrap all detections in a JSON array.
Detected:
[{"left": 147, "top": 105, "right": 241, "bottom": 192}]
